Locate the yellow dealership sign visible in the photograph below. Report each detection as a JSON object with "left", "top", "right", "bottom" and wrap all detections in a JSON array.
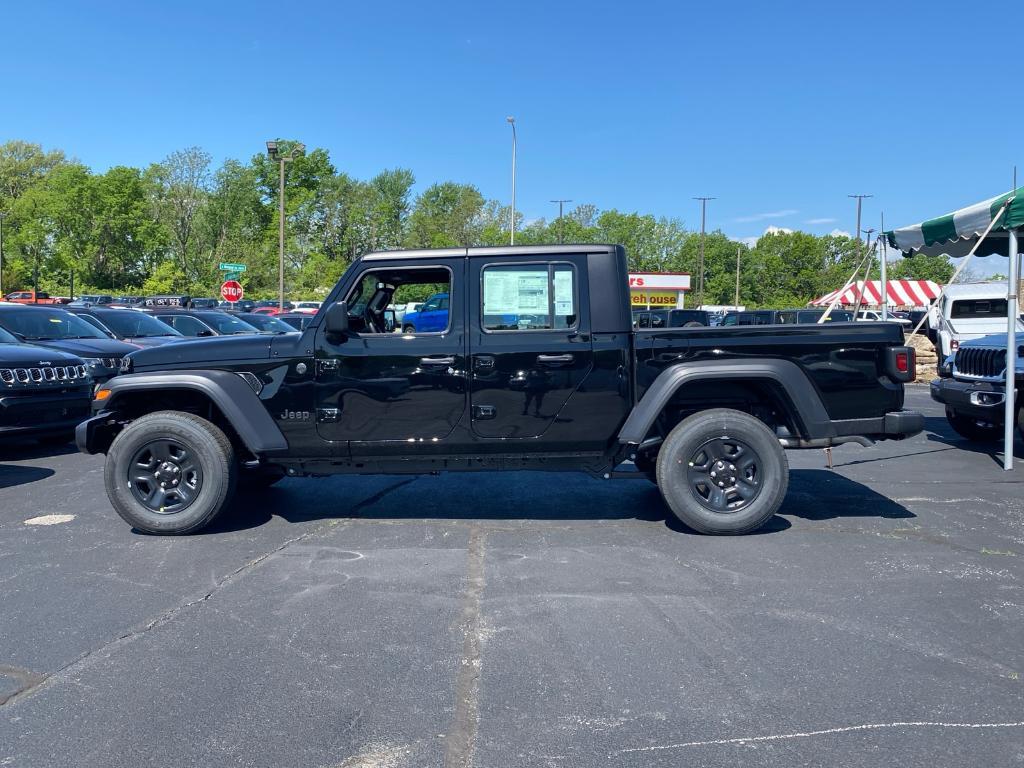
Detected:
[{"left": 630, "top": 291, "right": 680, "bottom": 307}]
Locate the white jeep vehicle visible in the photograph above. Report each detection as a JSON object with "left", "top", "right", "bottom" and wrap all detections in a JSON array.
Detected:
[
  {"left": 855, "top": 309, "right": 911, "bottom": 326},
  {"left": 932, "top": 282, "right": 1024, "bottom": 359}
]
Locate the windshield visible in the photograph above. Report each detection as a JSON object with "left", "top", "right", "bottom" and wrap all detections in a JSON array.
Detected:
[
  {"left": 200, "top": 313, "right": 259, "bottom": 334},
  {"left": 241, "top": 314, "right": 296, "bottom": 333},
  {"left": 0, "top": 326, "right": 19, "bottom": 344},
  {"left": 0, "top": 309, "right": 109, "bottom": 340},
  {"left": 96, "top": 310, "right": 183, "bottom": 338}
]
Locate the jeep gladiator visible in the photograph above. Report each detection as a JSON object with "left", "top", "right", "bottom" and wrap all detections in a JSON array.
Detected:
[{"left": 77, "top": 245, "right": 923, "bottom": 535}]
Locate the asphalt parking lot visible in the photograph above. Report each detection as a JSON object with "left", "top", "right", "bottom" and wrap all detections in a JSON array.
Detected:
[{"left": 1, "top": 385, "right": 1022, "bottom": 768}]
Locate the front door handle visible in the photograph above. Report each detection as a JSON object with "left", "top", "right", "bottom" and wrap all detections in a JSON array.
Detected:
[
  {"left": 419, "top": 356, "right": 456, "bottom": 366},
  {"left": 536, "top": 354, "right": 574, "bottom": 365},
  {"left": 474, "top": 355, "right": 495, "bottom": 370}
]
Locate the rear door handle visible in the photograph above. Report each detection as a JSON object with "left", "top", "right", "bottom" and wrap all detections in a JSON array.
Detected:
[
  {"left": 419, "top": 356, "right": 456, "bottom": 366},
  {"left": 536, "top": 354, "right": 574, "bottom": 365}
]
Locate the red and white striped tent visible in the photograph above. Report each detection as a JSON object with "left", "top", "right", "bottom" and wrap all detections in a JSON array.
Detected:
[{"left": 811, "top": 279, "right": 941, "bottom": 308}]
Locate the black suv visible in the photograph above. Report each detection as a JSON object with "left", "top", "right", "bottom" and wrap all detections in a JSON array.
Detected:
[
  {"left": 1, "top": 325, "right": 92, "bottom": 444},
  {"left": 140, "top": 308, "right": 260, "bottom": 337},
  {"left": 0, "top": 305, "right": 137, "bottom": 383},
  {"left": 67, "top": 307, "right": 185, "bottom": 348}
]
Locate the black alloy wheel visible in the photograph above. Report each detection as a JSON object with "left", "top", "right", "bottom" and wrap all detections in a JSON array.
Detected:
[
  {"left": 685, "top": 437, "right": 762, "bottom": 513},
  {"left": 128, "top": 439, "right": 203, "bottom": 513}
]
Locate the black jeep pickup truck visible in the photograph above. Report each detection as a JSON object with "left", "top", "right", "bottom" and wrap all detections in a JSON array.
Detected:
[{"left": 77, "top": 245, "right": 922, "bottom": 535}]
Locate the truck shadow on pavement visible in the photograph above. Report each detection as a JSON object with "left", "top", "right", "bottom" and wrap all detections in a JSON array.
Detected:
[
  {"left": 0, "top": 463, "right": 55, "bottom": 490},
  {"left": 207, "top": 468, "right": 913, "bottom": 535}
]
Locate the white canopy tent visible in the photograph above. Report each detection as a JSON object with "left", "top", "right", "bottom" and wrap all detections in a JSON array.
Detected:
[{"left": 885, "top": 187, "right": 1021, "bottom": 470}]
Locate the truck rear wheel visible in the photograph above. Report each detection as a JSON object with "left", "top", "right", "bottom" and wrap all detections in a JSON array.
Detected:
[
  {"left": 656, "top": 408, "right": 788, "bottom": 534},
  {"left": 104, "top": 411, "right": 237, "bottom": 534},
  {"left": 945, "top": 407, "right": 1001, "bottom": 443}
]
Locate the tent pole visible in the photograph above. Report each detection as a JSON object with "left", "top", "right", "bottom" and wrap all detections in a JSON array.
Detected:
[
  {"left": 880, "top": 212, "right": 888, "bottom": 320},
  {"left": 1004, "top": 227, "right": 1018, "bottom": 471}
]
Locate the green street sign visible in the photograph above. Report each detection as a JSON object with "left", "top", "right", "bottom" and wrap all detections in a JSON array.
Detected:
[
  {"left": 219, "top": 262, "right": 246, "bottom": 272},
  {"left": 224, "top": 272, "right": 240, "bottom": 281}
]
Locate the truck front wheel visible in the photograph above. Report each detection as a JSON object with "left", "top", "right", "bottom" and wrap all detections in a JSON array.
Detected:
[
  {"left": 945, "top": 407, "right": 1001, "bottom": 443},
  {"left": 656, "top": 408, "right": 788, "bottom": 534},
  {"left": 104, "top": 411, "right": 237, "bottom": 534}
]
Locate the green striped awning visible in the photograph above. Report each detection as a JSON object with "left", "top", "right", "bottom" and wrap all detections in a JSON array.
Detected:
[{"left": 885, "top": 186, "right": 1024, "bottom": 257}]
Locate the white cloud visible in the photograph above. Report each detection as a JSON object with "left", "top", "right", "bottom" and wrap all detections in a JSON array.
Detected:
[
  {"left": 764, "top": 225, "right": 793, "bottom": 235},
  {"left": 829, "top": 228, "right": 852, "bottom": 238},
  {"left": 805, "top": 217, "right": 837, "bottom": 225},
  {"left": 734, "top": 209, "right": 799, "bottom": 223}
]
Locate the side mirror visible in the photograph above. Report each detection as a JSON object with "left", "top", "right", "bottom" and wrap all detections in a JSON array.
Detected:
[{"left": 324, "top": 301, "right": 350, "bottom": 338}]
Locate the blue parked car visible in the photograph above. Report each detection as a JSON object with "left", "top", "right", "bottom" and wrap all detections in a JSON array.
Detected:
[{"left": 401, "top": 293, "right": 449, "bottom": 333}]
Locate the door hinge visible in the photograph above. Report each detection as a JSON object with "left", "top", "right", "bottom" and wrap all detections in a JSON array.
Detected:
[{"left": 317, "top": 408, "right": 340, "bottom": 423}]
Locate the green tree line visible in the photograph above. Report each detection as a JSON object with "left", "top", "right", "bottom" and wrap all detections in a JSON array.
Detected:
[{"left": 0, "top": 139, "right": 955, "bottom": 306}]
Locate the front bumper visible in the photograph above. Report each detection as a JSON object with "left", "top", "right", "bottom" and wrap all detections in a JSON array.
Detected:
[
  {"left": 0, "top": 389, "right": 92, "bottom": 440},
  {"left": 931, "top": 376, "right": 1019, "bottom": 420}
]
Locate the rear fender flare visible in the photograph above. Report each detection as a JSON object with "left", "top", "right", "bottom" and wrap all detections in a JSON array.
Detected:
[{"left": 618, "top": 359, "right": 833, "bottom": 444}]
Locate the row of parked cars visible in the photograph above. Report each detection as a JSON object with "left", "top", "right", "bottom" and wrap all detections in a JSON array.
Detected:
[{"left": 0, "top": 298, "right": 319, "bottom": 446}]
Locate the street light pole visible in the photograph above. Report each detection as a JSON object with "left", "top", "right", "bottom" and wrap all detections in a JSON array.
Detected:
[
  {"left": 0, "top": 211, "right": 6, "bottom": 298},
  {"left": 266, "top": 140, "right": 305, "bottom": 311},
  {"left": 507, "top": 117, "right": 517, "bottom": 245},
  {"left": 550, "top": 199, "right": 572, "bottom": 243},
  {"left": 693, "top": 196, "right": 715, "bottom": 307},
  {"left": 735, "top": 244, "right": 741, "bottom": 309}
]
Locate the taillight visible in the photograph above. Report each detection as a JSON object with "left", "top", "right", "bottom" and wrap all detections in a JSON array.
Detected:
[{"left": 886, "top": 346, "right": 915, "bottom": 382}]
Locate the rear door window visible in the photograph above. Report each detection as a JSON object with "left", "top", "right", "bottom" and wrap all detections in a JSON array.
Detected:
[{"left": 481, "top": 264, "right": 577, "bottom": 331}]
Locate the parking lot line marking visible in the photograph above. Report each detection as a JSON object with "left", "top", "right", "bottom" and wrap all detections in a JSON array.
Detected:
[
  {"left": 613, "top": 721, "right": 1024, "bottom": 754},
  {"left": 444, "top": 526, "right": 487, "bottom": 768}
]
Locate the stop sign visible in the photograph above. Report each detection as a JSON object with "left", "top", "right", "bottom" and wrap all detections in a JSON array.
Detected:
[{"left": 220, "top": 280, "right": 244, "bottom": 303}]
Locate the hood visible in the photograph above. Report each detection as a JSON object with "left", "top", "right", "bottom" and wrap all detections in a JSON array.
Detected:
[
  {"left": 129, "top": 334, "right": 274, "bottom": 370},
  {"left": 0, "top": 342, "right": 84, "bottom": 366},
  {"left": 960, "top": 333, "right": 1024, "bottom": 353},
  {"left": 123, "top": 335, "right": 187, "bottom": 348},
  {"left": 30, "top": 337, "right": 139, "bottom": 357}
]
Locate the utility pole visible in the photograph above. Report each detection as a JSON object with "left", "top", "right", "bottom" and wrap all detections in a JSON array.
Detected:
[
  {"left": 507, "top": 117, "right": 517, "bottom": 245},
  {"left": 848, "top": 194, "right": 873, "bottom": 245},
  {"left": 735, "top": 244, "right": 741, "bottom": 309},
  {"left": 550, "top": 199, "right": 572, "bottom": 243},
  {"left": 0, "top": 211, "right": 6, "bottom": 298},
  {"left": 693, "top": 196, "right": 715, "bottom": 307},
  {"left": 266, "top": 140, "right": 305, "bottom": 311}
]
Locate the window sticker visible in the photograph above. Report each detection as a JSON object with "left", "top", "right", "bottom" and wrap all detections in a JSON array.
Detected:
[
  {"left": 484, "top": 270, "right": 549, "bottom": 314},
  {"left": 553, "top": 270, "right": 574, "bottom": 315}
]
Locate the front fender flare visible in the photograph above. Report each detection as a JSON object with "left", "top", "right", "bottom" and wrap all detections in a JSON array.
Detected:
[
  {"left": 83, "top": 369, "right": 288, "bottom": 455},
  {"left": 618, "top": 359, "right": 833, "bottom": 444}
]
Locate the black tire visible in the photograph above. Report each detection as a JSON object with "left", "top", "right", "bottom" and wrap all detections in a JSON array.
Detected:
[
  {"left": 945, "top": 407, "right": 1001, "bottom": 443},
  {"left": 656, "top": 408, "right": 788, "bottom": 534},
  {"left": 402, "top": 324, "right": 415, "bottom": 334},
  {"left": 104, "top": 411, "right": 237, "bottom": 534}
]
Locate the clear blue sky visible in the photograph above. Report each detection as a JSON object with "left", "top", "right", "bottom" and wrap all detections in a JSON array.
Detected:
[{"left": 2, "top": 0, "right": 1021, "bottom": 264}]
